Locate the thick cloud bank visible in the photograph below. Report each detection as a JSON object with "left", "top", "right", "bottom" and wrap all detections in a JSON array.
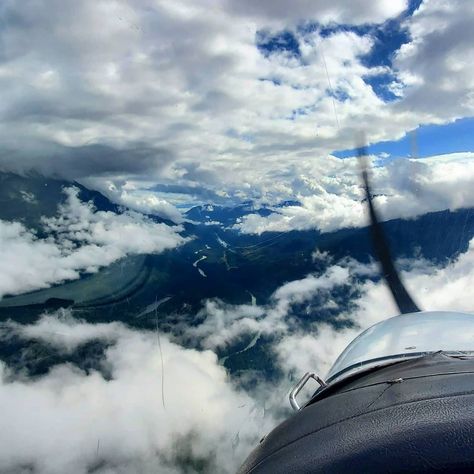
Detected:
[
  {"left": 0, "top": 0, "right": 472, "bottom": 214},
  {"left": 235, "top": 152, "right": 474, "bottom": 233},
  {"left": 0, "top": 314, "right": 271, "bottom": 474},
  {"left": 0, "top": 187, "right": 187, "bottom": 298},
  {"left": 1, "top": 237, "right": 474, "bottom": 473},
  {"left": 194, "top": 237, "right": 474, "bottom": 377}
]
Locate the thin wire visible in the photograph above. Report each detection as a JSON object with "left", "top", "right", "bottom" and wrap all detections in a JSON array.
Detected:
[
  {"left": 155, "top": 301, "right": 166, "bottom": 410},
  {"left": 232, "top": 231, "right": 287, "bottom": 250},
  {"left": 319, "top": 40, "right": 340, "bottom": 130}
]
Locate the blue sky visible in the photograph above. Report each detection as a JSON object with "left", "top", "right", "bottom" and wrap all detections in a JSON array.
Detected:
[
  {"left": 333, "top": 117, "right": 474, "bottom": 159},
  {"left": 253, "top": 3, "right": 473, "bottom": 179},
  {"left": 255, "top": 1, "right": 473, "bottom": 166},
  {"left": 258, "top": 0, "right": 424, "bottom": 102}
]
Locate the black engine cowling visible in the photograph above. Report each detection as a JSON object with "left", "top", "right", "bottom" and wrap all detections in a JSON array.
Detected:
[{"left": 238, "top": 352, "right": 474, "bottom": 473}]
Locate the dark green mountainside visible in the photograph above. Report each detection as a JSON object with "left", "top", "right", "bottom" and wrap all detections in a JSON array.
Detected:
[{"left": 1, "top": 172, "right": 473, "bottom": 379}]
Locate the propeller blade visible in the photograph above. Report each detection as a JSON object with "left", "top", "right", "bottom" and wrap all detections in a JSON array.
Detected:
[{"left": 357, "top": 143, "right": 420, "bottom": 314}]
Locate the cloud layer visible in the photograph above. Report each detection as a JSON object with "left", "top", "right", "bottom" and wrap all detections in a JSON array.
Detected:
[
  {"left": 0, "top": 187, "right": 187, "bottom": 298},
  {"left": 0, "top": 313, "right": 272, "bottom": 474},
  {"left": 1, "top": 235, "right": 474, "bottom": 473},
  {"left": 0, "top": 0, "right": 472, "bottom": 215},
  {"left": 235, "top": 152, "right": 474, "bottom": 233},
  {"left": 193, "top": 236, "right": 474, "bottom": 378},
  {"left": 0, "top": 2, "right": 473, "bottom": 472}
]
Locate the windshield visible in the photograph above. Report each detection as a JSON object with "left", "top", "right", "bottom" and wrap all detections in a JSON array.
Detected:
[
  {"left": 0, "top": 1, "right": 473, "bottom": 474},
  {"left": 327, "top": 311, "right": 474, "bottom": 382}
]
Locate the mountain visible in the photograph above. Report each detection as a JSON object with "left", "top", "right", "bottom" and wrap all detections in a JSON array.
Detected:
[
  {"left": 0, "top": 172, "right": 121, "bottom": 231},
  {"left": 1, "top": 171, "right": 474, "bottom": 378},
  {"left": 184, "top": 200, "right": 301, "bottom": 226},
  {"left": 185, "top": 202, "right": 272, "bottom": 226}
]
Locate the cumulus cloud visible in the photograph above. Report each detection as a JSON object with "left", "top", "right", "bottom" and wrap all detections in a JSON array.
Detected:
[
  {"left": 0, "top": 313, "right": 275, "bottom": 474},
  {"left": 189, "top": 264, "right": 350, "bottom": 351},
  {"left": 193, "top": 236, "right": 474, "bottom": 380},
  {"left": 235, "top": 152, "right": 474, "bottom": 234},
  {"left": 226, "top": 0, "right": 408, "bottom": 25},
  {"left": 393, "top": 0, "right": 474, "bottom": 120},
  {"left": 0, "top": 3, "right": 473, "bottom": 472},
  {"left": 0, "top": 187, "right": 187, "bottom": 298},
  {"left": 273, "top": 237, "right": 474, "bottom": 380},
  {"left": 275, "top": 238, "right": 474, "bottom": 374},
  {"left": 78, "top": 177, "right": 187, "bottom": 222},
  {"left": 1, "top": 236, "right": 474, "bottom": 473},
  {"left": 0, "top": 0, "right": 471, "bottom": 213},
  {"left": 109, "top": 190, "right": 184, "bottom": 223}
]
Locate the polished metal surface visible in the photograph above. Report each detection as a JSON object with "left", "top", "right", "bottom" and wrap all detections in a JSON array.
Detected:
[{"left": 289, "top": 372, "right": 327, "bottom": 411}]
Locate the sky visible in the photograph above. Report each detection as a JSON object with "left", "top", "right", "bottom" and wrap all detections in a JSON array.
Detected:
[
  {"left": 0, "top": 2, "right": 474, "bottom": 473},
  {"left": 0, "top": 0, "right": 472, "bottom": 223},
  {"left": 334, "top": 117, "right": 474, "bottom": 159}
]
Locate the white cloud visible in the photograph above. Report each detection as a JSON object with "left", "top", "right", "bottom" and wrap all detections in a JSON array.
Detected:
[
  {"left": 275, "top": 325, "right": 357, "bottom": 379},
  {"left": 273, "top": 265, "right": 350, "bottom": 302},
  {"left": 274, "top": 238, "right": 474, "bottom": 379},
  {"left": 10, "top": 311, "right": 128, "bottom": 353},
  {"left": 115, "top": 191, "right": 184, "bottom": 223},
  {"left": 193, "top": 236, "right": 474, "bottom": 381},
  {"left": 226, "top": 0, "right": 407, "bottom": 25},
  {"left": 0, "top": 0, "right": 471, "bottom": 214},
  {"left": 189, "top": 263, "right": 350, "bottom": 351},
  {"left": 0, "top": 3, "right": 472, "bottom": 471},
  {"left": 0, "top": 313, "right": 275, "bottom": 474},
  {"left": 87, "top": 180, "right": 185, "bottom": 223},
  {"left": 1, "top": 236, "right": 474, "bottom": 473},
  {"left": 394, "top": 0, "right": 474, "bottom": 120},
  {"left": 235, "top": 152, "right": 474, "bottom": 234},
  {"left": 0, "top": 187, "right": 188, "bottom": 298}
]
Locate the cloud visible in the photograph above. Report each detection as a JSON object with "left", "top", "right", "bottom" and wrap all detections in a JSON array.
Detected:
[
  {"left": 1, "top": 235, "right": 474, "bottom": 473},
  {"left": 0, "top": 143, "right": 174, "bottom": 181},
  {"left": 393, "top": 0, "right": 474, "bottom": 120},
  {"left": 188, "top": 263, "right": 350, "bottom": 351},
  {"left": 116, "top": 190, "right": 184, "bottom": 223},
  {"left": 0, "top": 3, "right": 472, "bottom": 471},
  {"left": 0, "top": 312, "right": 275, "bottom": 474},
  {"left": 193, "top": 236, "right": 474, "bottom": 381},
  {"left": 81, "top": 180, "right": 185, "bottom": 223},
  {"left": 274, "top": 238, "right": 474, "bottom": 377},
  {"left": 226, "top": 0, "right": 408, "bottom": 25},
  {"left": 0, "top": 0, "right": 471, "bottom": 213},
  {"left": 0, "top": 187, "right": 188, "bottom": 298},
  {"left": 235, "top": 152, "right": 474, "bottom": 234},
  {"left": 0, "top": 255, "right": 402, "bottom": 473}
]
